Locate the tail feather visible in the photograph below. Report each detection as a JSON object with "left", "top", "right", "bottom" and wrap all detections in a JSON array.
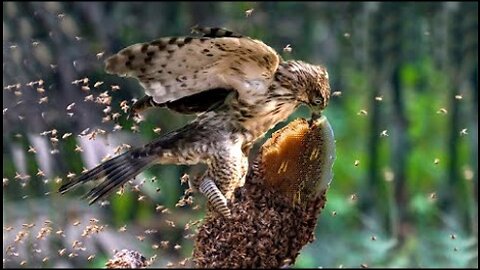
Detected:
[
  {"left": 60, "top": 154, "right": 131, "bottom": 193},
  {"left": 58, "top": 152, "right": 130, "bottom": 193},
  {"left": 82, "top": 164, "right": 132, "bottom": 199},
  {"left": 59, "top": 149, "right": 154, "bottom": 204},
  {"left": 84, "top": 160, "right": 148, "bottom": 204}
]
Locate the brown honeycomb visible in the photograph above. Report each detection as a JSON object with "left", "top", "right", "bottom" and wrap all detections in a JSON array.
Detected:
[
  {"left": 260, "top": 118, "right": 311, "bottom": 203},
  {"left": 260, "top": 116, "right": 335, "bottom": 205}
]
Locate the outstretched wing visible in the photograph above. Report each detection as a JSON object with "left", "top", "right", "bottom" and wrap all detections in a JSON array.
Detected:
[{"left": 104, "top": 27, "right": 280, "bottom": 104}]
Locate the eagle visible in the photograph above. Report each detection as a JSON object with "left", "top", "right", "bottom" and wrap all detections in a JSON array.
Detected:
[{"left": 59, "top": 26, "right": 331, "bottom": 217}]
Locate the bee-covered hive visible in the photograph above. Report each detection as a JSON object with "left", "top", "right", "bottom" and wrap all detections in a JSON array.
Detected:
[{"left": 193, "top": 116, "right": 335, "bottom": 268}]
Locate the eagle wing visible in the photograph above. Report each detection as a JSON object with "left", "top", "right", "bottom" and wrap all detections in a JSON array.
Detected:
[{"left": 105, "top": 27, "right": 280, "bottom": 105}]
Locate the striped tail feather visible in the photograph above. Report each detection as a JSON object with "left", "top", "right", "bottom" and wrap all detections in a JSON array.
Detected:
[{"left": 59, "top": 149, "right": 155, "bottom": 204}]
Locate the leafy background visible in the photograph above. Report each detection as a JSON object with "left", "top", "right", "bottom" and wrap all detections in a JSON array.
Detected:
[{"left": 3, "top": 2, "right": 478, "bottom": 268}]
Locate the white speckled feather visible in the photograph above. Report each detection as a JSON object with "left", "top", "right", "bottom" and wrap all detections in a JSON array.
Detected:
[{"left": 105, "top": 35, "right": 279, "bottom": 104}]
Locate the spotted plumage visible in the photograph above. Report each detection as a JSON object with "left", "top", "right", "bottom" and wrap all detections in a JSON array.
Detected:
[{"left": 59, "top": 26, "right": 331, "bottom": 217}]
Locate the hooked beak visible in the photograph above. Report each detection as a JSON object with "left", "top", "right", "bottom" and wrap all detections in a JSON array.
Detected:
[{"left": 309, "top": 110, "right": 322, "bottom": 126}]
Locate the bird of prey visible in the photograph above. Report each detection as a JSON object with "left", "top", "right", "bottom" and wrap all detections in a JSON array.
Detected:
[{"left": 59, "top": 26, "right": 331, "bottom": 217}]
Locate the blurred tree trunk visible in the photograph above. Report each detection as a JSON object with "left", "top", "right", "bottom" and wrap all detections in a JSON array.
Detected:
[
  {"left": 163, "top": 2, "right": 186, "bottom": 35},
  {"left": 391, "top": 64, "right": 410, "bottom": 241},
  {"left": 187, "top": 2, "right": 219, "bottom": 27},
  {"left": 3, "top": 3, "right": 48, "bottom": 134},
  {"left": 471, "top": 63, "right": 478, "bottom": 235},
  {"left": 363, "top": 2, "right": 412, "bottom": 242},
  {"left": 362, "top": 3, "right": 396, "bottom": 232},
  {"left": 75, "top": 3, "right": 109, "bottom": 47},
  {"left": 390, "top": 3, "right": 420, "bottom": 242},
  {"left": 299, "top": 3, "right": 314, "bottom": 61},
  {"left": 465, "top": 4, "right": 478, "bottom": 236},
  {"left": 262, "top": 1, "right": 280, "bottom": 45},
  {"left": 444, "top": 7, "right": 461, "bottom": 222},
  {"left": 360, "top": 2, "right": 381, "bottom": 219},
  {"left": 439, "top": 3, "right": 476, "bottom": 232}
]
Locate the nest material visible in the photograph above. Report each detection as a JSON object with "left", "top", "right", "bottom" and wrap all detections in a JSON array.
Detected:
[{"left": 193, "top": 117, "right": 334, "bottom": 268}]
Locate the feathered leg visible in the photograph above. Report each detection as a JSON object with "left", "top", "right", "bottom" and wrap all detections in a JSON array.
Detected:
[{"left": 189, "top": 147, "right": 248, "bottom": 217}]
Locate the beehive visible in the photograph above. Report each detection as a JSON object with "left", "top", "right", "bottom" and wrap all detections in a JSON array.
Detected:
[{"left": 193, "top": 116, "right": 336, "bottom": 268}]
